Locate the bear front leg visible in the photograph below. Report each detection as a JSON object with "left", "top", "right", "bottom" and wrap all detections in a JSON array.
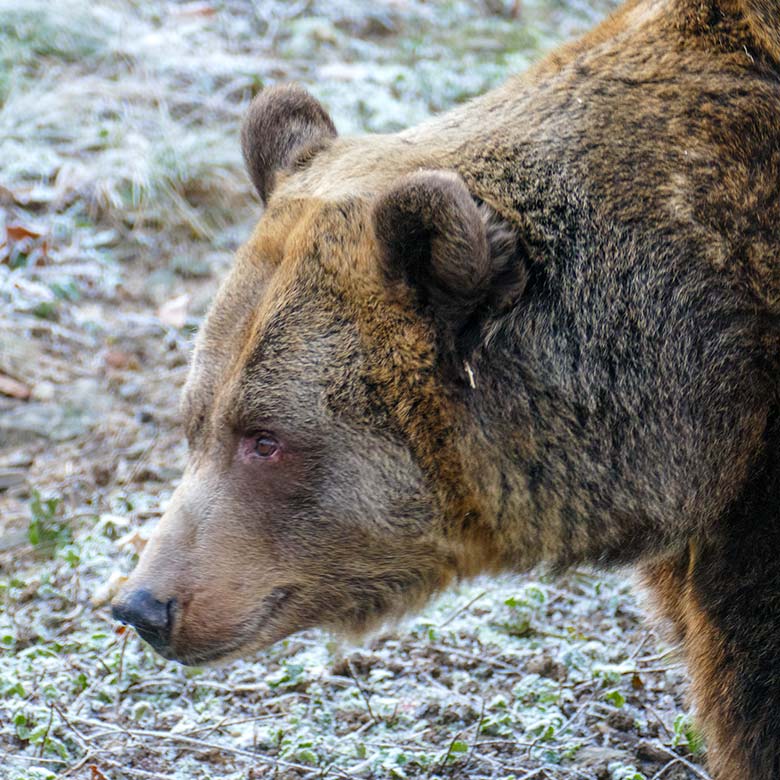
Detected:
[
  {"left": 684, "top": 523, "right": 780, "bottom": 780},
  {"left": 644, "top": 502, "right": 780, "bottom": 778}
]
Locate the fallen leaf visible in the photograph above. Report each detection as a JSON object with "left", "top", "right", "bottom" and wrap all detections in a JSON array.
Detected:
[
  {"left": 6, "top": 223, "right": 43, "bottom": 242},
  {"left": 104, "top": 348, "right": 140, "bottom": 371},
  {"left": 174, "top": 1, "right": 217, "bottom": 17},
  {"left": 90, "top": 765, "right": 109, "bottom": 780},
  {"left": 91, "top": 570, "right": 128, "bottom": 607},
  {"left": 33, "top": 239, "right": 50, "bottom": 266},
  {"left": 0, "top": 373, "right": 31, "bottom": 400},
  {"left": 116, "top": 526, "right": 151, "bottom": 555},
  {"left": 98, "top": 513, "right": 131, "bottom": 529},
  {"left": 158, "top": 293, "right": 190, "bottom": 328}
]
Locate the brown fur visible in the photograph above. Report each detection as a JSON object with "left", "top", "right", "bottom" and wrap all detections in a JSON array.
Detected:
[{"left": 114, "top": 1, "right": 780, "bottom": 776}]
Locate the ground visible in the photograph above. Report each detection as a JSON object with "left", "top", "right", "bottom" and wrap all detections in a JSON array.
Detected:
[{"left": 0, "top": 1, "right": 711, "bottom": 778}]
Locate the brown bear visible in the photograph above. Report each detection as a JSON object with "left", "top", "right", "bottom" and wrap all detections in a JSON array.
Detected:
[{"left": 112, "top": 0, "right": 780, "bottom": 777}]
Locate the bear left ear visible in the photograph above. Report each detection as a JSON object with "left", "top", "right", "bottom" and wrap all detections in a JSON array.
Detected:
[
  {"left": 373, "top": 170, "right": 526, "bottom": 348},
  {"left": 241, "top": 84, "right": 337, "bottom": 204}
]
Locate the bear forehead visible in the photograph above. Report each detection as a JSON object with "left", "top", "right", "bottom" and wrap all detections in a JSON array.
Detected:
[
  {"left": 273, "top": 132, "right": 450, "bottom": 203},
  {"left": 184, "top": 268, "right": 363, "bottom": 441},
  {"left": 185, "top": 197, "right": 394, "bottom": 426},
  {"left": 236, "top": 190, "right": 408, "bottom": 321}
]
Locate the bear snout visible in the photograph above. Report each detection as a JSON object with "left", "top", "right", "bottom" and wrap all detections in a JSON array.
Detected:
[{"left": 112, "top": 589, "right": 177, "bottom": 656}]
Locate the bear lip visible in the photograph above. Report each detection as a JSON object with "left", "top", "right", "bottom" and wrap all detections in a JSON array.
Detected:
[{"left": 170, "top": 586, "right": 296, "bottom": 666}]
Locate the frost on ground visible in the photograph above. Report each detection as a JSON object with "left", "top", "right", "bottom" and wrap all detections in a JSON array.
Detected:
[{"left": 0, "top": 1, "right": 708, "bottom": 778}]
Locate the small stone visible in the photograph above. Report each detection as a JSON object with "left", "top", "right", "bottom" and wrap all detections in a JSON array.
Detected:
[
  {"left": 136, "top": 407, "right": 155, "bottom": 424},
  {"left": 31, "top": 380, "right": 55, "bottom": 401},
  {"left": 119, "top": 380, "right": 142, "bottom": 400},
  {"left": 158, "top": 293, "right": 190, "bottom": 328},
  {"left": 5, "top": 452, "right": 33, "bottom": 468},
  {"left": 93, "top": 463, "right": 113, "bottom": 486},
  {"left": 0, "top": 374, "right": 31, "bottom": 400},
  {"left": 525, "top": 653, "right": 568, "bottom": 681},
  {"left": 576, "top": 746, "right": 626, "bottom": 778},
  {"left": 607, "top": 709, "right": 637, "bottom": 732},
  {"left": 0, "top": 470, "right": 26, "bottom": 491},
  {"left": 637, "top": 739, "right": 673, "bottom": 762}
]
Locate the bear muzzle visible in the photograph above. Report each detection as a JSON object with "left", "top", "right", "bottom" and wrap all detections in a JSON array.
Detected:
[{"left": 112, "top": 589, "right": 177, "bottom": 658}]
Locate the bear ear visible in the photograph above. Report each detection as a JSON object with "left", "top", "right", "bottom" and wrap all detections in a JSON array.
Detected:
[
  {"left": 241, "top": 84, "right": 337, "bottom": 204},
  {"left": 373, "top": 170, "right": 526, "bottom": 348}
]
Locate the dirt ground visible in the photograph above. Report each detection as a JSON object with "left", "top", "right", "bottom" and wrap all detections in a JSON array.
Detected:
[{"left": 1, "top": 1, "right": 709, "bottom": 778}]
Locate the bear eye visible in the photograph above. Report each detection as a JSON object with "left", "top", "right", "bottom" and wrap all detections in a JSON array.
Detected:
[{"left": 254, "top": 434, "right": 279, "bottom": 459}]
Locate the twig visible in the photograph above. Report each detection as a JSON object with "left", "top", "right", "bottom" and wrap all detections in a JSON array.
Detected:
[
  {"left": 51, "top": 703, "right": 101, "bottom": 759},
  {"left": 464, "top": 698, "right": 487, "bottom": 773},
  {"left": 650, "top": 759, "right": 684, "bottom": 780},
  {"left": 115, "top": 629, "right": 130, "bottom": 706},
  {"left": 649, "top": 745, "right": 711, "bottom": 780},
  {"left": 180, "top": 713, "right": 276, "bottom": 739},
  {"left": 70, "top": 717, "right": 350, "bottom": 776},
  {"left": 468, "top": 739, "right": 535, "bottom": 749},
  {"left": 439, "top": 590, "right": 487, "bottom": 628},
  {"left": 346, "top": 658, "right": 378, "bottom": 724},
  {"left": 6, "top": 754, "right": 66, "bottom": 765},
  {"left": 635, "top": 649, "right": 682, "bottom": 665},
  {"left": 433, "top": 644, "right": 517, "bottom": 672},
  {"left": 513, "top": 768, "right": 546, "bottom": 780},
  {"left": 87, "top": 757, "right": 179, "bottom": 780},
  {"left": 628, "top": 630, "right": 652, "bottom": 661},
  {"left": 431, "top": 728, "right": 468, "bottom": 778},
  {"left": 38, "top": 702, "right": 55, "bottom": 757},
  {"left": 56, "top": 753, "right": 93, "bottom": 778},
  {"left": 644, "top": 702, "right": 673, "bottom": 738},
  {"left": 552, "top": 698, "right": 593, "bottom": 739}
]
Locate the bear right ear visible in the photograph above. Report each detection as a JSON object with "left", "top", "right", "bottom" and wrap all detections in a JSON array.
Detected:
[
  {"left": 241, "top": 84, "right": 337, "bottom": 204},
  {"left": 373, "top": 170, "right": 527, "bottom": 351}
]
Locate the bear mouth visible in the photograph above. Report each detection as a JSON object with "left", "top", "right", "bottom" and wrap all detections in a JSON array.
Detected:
[{"left": 170, "top": 586, "right": 296, "bottom": 666}]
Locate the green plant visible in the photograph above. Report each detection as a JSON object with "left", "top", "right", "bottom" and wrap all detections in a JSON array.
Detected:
[
  {"left": 28, "top": 490, "right": 70, "bottom": 555},
  {"left": 672, "top": 713, "right": 706, "bottom": 756}
]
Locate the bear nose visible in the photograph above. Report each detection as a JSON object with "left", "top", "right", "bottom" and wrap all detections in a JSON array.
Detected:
[{"left": 112, "top": 589, "right": 175, "bottom": 653}]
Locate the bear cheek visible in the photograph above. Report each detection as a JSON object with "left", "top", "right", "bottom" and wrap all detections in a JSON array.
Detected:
[{"left": 170, "top": 571, "right": 282, "bottom": 659}]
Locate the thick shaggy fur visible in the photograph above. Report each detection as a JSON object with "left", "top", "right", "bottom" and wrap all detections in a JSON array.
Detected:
[{"left": 113, "top": 1, "right": 780, "bottom": 777}]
